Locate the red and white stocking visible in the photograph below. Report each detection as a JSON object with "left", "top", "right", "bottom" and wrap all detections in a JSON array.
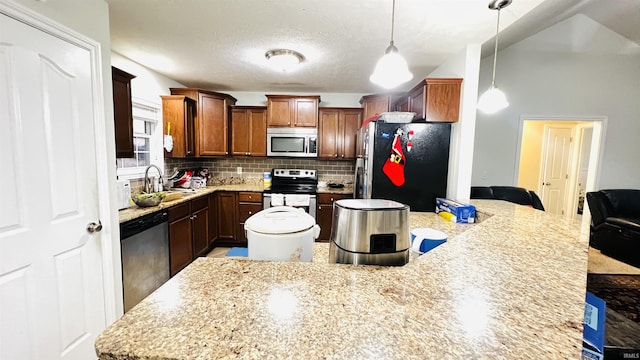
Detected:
[{"left": 382, "top": 131, "right": 406, "bottom": 186}]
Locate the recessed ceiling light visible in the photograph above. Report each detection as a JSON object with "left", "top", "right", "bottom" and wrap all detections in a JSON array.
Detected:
[{"left": 265, "top": 49, "right": 305, "bottom": 72}]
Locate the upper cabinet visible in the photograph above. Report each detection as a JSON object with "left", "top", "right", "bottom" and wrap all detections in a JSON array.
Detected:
[
  {"left": 161, "top": 95, "right": 196, "bottom": 158},
  {"left": 266, "top": 95, "right": 320, "bottom": 128},
  {"left": 230, "top": 106, "right": 267, "bottom": 157},
  {"left": 361, "top": 78, "right": 463, "bottom": 122},
  {"left": 111, "top": 67, "right": 136, "bottom": 158},
  {"left": 318, "top": 107, "right": 362, "bottom": 160},
  {"left": 404, "top": 78, "right": 462, "bottom": 122},
  {"left": 170, "top": 88, "right": 237, "bottom": 156},
  {"left": 359, "top": 93, "right": 396, "bottom": 121}
]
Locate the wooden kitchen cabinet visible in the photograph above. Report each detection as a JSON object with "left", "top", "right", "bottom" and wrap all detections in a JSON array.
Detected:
[
  {"left": 170, "top": 88, "right": 237, "bottom": 156},
  {"left": 266, "top": 95, "right": 320, "bottom": 128},
  {"left": 230, "top": 106, "right": 267, "bottom": 156},
  {"left": 112, "top": 67, "right": 136, "bottom": 158},
  {"left": 208, "top": 194, "right": 219, "bottom": 248},
  {"left": 359, "top": 93, "right": 395, "bottom": 121},
  {"left": 216, "top": 192, "right": 238, "bottom": 246},
  {"left": 236, "top": 192, "right": 263, "bottom": 244},
  {"left": 318, "top": 107, "right": 362, "bottom": 160},
  {"left": 191, "top": 197, "right": 209, "bottom": 258},
  {"left": 317, "top": 193, "right": 352, "bottom": 242},
  {"left": 168, "top": 197, "right": 209, "bottom": 277},
  {"left": 161, "top": 95, "right": 196, "bottom": 158},
  {"left": 168, "top": 202, "right": 193, "bottom": 276},
  {"left": 406, "top": 78, "right": 462, "bottom": 122}
]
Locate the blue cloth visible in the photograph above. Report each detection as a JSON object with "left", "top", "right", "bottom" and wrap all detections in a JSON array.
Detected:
[{"left": 226, "top": 247, "right": 248, "bottom": 257}]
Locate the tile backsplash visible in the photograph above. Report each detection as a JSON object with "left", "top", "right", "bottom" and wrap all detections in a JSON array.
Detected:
[{"left": 165, "top": 157, "right": 355, "bottom": 184}]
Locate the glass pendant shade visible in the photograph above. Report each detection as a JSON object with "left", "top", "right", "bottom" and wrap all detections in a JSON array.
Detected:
[
  {"left": 477, "top": 85, "right": 509, "bottom": 114},
  {"left": 369, "top": 44, "right": 413, "bottom": 89},
  {"left": 478, "top": 0, "right": 512, "bottom": 114}
]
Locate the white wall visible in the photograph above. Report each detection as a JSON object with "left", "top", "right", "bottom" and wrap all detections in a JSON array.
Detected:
[
  {"left": 473, "top": 14, "right": 640, "bottom": 190},
  {"left": 428, "top": 44, "right": 482, "bottom": 201},
  {"left": 9, "top": 0, "right": 124, "bottom": 318},
  {"left": 112, "top": 52, "right": 186, "bottom": 105},
  {"left": 226, "top": 91, "right": 367, "bottom": 107}
]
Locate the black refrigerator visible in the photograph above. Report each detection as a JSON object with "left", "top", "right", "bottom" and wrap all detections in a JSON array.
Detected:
[{"left": 355, "top": 120, "right": 451, "bottom": 212}]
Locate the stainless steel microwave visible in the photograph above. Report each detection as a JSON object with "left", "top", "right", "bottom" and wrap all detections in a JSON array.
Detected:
[{"left": 267, "top": 128, "right": 317, "bottom": 157}]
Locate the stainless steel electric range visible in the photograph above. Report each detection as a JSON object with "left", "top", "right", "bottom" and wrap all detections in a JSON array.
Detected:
[{"left": 262, "top": 168, "right": 318, "bottom": 219}]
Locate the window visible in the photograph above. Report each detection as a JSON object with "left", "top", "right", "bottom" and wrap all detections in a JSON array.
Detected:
[{"left": 116, "top": 99, "right": 163, "bottom": 179}]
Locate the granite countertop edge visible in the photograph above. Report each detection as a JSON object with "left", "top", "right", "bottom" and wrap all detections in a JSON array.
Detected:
[
  {"left": 100, "top": 200, "right": 590, "bottom": 359},
  {"left": 119, "top": 185, "right": 354, "bottom": 223}
]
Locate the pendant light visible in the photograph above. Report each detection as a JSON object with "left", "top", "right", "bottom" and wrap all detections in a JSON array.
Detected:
[
  {"left": 477, "top": 0, "right": 512, "bottom": 114},
  {"left": 369, "top": 0, "right": 413, "bottom": 89}
]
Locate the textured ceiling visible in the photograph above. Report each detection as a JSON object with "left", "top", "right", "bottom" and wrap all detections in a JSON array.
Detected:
[{"left": 105, "top": 0, "right": 636, "bottom": 93}]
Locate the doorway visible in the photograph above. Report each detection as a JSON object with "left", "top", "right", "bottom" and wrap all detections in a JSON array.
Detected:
[{"left": 516, "top": 117, "right": 604, "bottom": 219}]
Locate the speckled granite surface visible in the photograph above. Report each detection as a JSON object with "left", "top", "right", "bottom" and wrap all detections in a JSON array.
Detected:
[
  {"left": 119, "top": 185, "right": 352, "bottom": 223},
  {"left": 98, "top": 200, "right": 589, "bottom": 359}
]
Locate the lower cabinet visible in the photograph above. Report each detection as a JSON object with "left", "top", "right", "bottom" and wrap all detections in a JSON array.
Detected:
[
  {"left": 208, "top": 193, "right": 218, "bottom": 248},
  {"left": 317, "top": 193, "right": 352, "bottom": 242},
  {"left": 168, "top": 202, "right": 193, "bottom": 277},
  {"left": 191, "top": 197, "right": 209, "bottom": 258},
  {"left": 236, "top": 192, "right": 263, "bottom": 244},
  {"left": 168, "top": 197, "right": 209, "bottom": 277},
  {"left": 215, "top": 192, "right": 238, "bottom": 246}
]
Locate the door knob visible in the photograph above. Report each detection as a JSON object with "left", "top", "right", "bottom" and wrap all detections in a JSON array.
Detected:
[
  {"left": 86, "top": 220, "right": 102, "bottom": 234},
  {"left": 543, "top": 182, "right": 551, "bottom": 186}
]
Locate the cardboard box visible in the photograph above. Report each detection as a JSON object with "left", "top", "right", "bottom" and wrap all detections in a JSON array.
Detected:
[
  {"left": 582, "top": 292, "right": 606, "bottom": 360},
  {"left": 435, "top": 198, "right": 476, "bottom": 224}
]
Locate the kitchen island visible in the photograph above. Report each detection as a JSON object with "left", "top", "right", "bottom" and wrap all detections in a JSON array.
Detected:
[{"left": 96, "top": 200, "right": 590, "bottom": 359}]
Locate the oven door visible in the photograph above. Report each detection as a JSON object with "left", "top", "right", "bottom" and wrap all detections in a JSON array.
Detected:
[{"left": 263, "top": 193, "right": 317, "bottom": 219}]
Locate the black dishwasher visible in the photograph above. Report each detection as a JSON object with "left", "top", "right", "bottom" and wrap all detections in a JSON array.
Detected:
[{"left": 120, "top": 210, "right": 170, "bottom": 313}]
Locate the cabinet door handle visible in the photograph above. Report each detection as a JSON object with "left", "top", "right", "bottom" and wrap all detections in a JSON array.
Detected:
[
  {"left": 193, "top": 214, "right": 198, "bottom": 219},
  {"left": 334, "top": 154, "right": 338, "bottom": 158},
  {"left": 248, "top": 211, "right": 252, "bottom": 215},
  {"left": 341, "top": 154, "right": 345, "bottom": 158},
  {"left": 330, "top": 198, "right": 334, "bottom": 202}
]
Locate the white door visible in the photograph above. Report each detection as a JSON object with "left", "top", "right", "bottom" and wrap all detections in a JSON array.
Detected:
[
  {"left": 540, "top": 126, "right": 573, "bottom": 215},
  {"left": 0, "top": 12, "right": 106, "bottom": 360}
]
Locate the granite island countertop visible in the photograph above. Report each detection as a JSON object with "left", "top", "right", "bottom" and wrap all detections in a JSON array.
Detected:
[{"left": 97, "top": 200, "right": 590, "bottom": 359}]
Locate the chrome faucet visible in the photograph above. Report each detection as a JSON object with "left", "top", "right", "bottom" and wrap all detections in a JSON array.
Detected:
[{"left": 144, "top": 164, "right": 164, "bottom": 193}]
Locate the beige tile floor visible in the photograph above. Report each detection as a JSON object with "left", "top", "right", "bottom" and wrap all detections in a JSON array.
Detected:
[
  {"left": 206, "top": 247, "right": 231, "bottom": 258},
  {"left": 209, "top": 246, "right": 640, "bottom": 275}
]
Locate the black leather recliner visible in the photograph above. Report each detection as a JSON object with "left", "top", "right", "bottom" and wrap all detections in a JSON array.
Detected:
[
  {"left": 586, "top": 189, "right": 640, "bottom": 267},
  {"left": 470, "top": 186, "right": 545, "bottom": 211}
]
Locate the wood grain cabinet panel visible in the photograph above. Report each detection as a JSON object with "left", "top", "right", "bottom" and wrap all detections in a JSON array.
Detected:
[
  {"left": 208, "top": 194, "right": 219, "bottom": 248},
  {"left": 170, "top": 88, "right": 237, "bottom": 157},
  {"left": 191, "top": 197, "right": 209, "bottom": 258},
  {"left": 318, "top": 109, "right": 340, "bottom": 158},
  {"left": 112, "top": 67, "right": 136, "bottom": 158},
  {"left": 216, "top": 192, "right": 237, "bottom": 244},
  {"left": 231, "top": 106, "right": 267, "bottom": 156},
  {"left": 236, "top": 192, "right": 263, "bottom": 244},
  {"left": 317, "top": 193, "right": 352, "bottom": 242},
  {"left": 266, "top": 95, "right": 319, "bottom": 128},
  {"left": 318, "top": 108, "right": 362, "bottom": 160},
  {"left": 168, "top": 202, "right": 193, "bottom": 276},
  {"left": 408, "top": 78, "right": 462, "bottom": 122},
  {"left": 359, "top": 94, "right": 394, "bottom": 121},
  {"left": 161, "top": 95, "right": 196, "bottom": 158}
]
